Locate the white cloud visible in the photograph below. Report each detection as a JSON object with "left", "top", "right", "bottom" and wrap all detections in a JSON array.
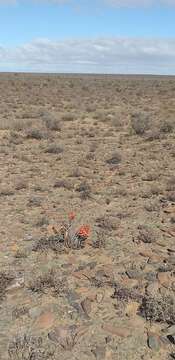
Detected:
[{"left": 0, "top": 37, "right": 175, "bottom": 74}]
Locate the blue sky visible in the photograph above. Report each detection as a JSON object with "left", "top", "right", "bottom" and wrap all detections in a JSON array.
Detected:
[{"left": 0, "top": 0, "right": 175, "bottom": 74}]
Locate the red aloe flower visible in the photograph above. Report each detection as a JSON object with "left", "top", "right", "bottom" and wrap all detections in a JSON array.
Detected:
[
  {"left": 77, "top": 225, "right": 90, "bottom": 239},
  {"left": 68, "top": 212, "right": 76, "bottom": 221}
]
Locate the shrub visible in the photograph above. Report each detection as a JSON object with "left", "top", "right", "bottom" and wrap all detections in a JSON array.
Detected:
[
  {"left": 8, "top": 334, "right": 55, "bottom": 360},
  {"left": 41, "top": 111, "right": 61, "bottom": 131},
  {"left": 45, "top": 144, "right": 63, "bottom": 154},
  {"left": 62, "top": 113, "right": 75, "bottom": 122},
  {"left": 25, "top": 128, "right": 46, "bottom": 140},
  {"left": 160, "top": 119, "right": 174, "bottom": 133},
  {"left": 28, "top": 268, "right": 67, "bottom": 296},
  {"left": 137, "top": 224, "right": 157, "bottom": 243},
  {"left": 106, "top": 151, "right": 122, "bottom": 165},
  {"left": 130, "top": 112, "right": 150, "bottom": 135},
  {"left": 0, "top": 272, "right": 14, "bottom": 302},
  {"left": 76, "top": 181, "right": 91, "bottom": 200},
  {"left": 96, "top": 215, "right": 118, "bottom": 231},
  {"left": 54, "top": 179, "right": 73, "bottom": 190},
  {"left": 140, "top": 294, "right": 175, "bottom": 324}
]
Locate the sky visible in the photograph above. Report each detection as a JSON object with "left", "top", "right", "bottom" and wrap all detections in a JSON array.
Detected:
[{"left": 0, "top": 0, "right": 175, "bottom": 74}]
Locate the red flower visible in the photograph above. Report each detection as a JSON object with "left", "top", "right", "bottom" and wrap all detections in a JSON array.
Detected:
[
  {"left": 77, "top": 225, "right": 90, "bottom": 238},
  {"left": 68, "top": 212, "right": 76, "bottom": 221}
]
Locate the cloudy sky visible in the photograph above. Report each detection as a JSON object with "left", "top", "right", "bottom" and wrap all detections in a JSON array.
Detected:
[{"left": 0, "top": 0, "right": 175, "bottom": 74}]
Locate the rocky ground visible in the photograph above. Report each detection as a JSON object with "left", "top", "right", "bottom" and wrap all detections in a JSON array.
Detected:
[{"left": 0, "top": 73, "right": 175, "bottom": 360}]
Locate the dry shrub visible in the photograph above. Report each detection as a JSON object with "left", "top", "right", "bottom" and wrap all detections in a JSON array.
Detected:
[
  {"left": 45, "top": 144, "right": 63, "bottom": 154},
  {"left": 41, "top": 111, "right": 61, "bottom": 131},
  {"left": 140, "top": 294, "right": 175, "bottom": 324},
  {"left": 32, "top": 233, "right": 65, "bottom": 253},
  {"left": 106, "top": 151, "right": 122, "bottom": 165},
  {"left": 76, "top": 181, "right": 91, "bottom": 200},
  {"left": 8, "top": 334, "right": 55, "bottom": 360},
  {"left": 54, "top": 179, "right": 73, "bottom": 190},
  {"left": 160, "top": 119, "right": 175, "bottom": 133},
  {"left": 112, "top": 285, "right": 143, "bottom": 303},
  {"left": 96, "top": 215, "right": 118, "bottom": 231},
  {"left": 130, "top": 112, "right": 150, "bottom": 135},
  {"left": 28, "top": 268, "right": 67, "bottom": 296},
  {"left": 25, "top": 127, "right": 46, "bottom": 140},
  {"left": 145, "top": 129, "right": 160, "bottom": 141},
  {"left": 0, "top": 186, "right": 14, "bottom": 197},
  {"left": 137, "top": 224, "right": 157, "bottom": 243},
  {"left": 0, "top": 272, "right": 14, "bottom": 302},
  {"left": 62, "top": 113, "right": 75, "bottom": 121},
  {"left": 15, "top": 179, "right": 28, "bottom": 191}
]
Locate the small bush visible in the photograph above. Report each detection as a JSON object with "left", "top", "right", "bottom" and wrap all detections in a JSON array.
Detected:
[
  {"left": 62, "top": 113, "right": 75, "bottom": 122},
  {"left": 8, "top": 334, "right": 55, "bottom": 360},
  {"left": 137, "top": 224, "right": 157, "bottom": 243},
  {"left": 106, "top": 151, "right": 122, "bottom": 165},
  {"left": 15, "top": 179, "right": 28, "bottom": 191},
  {"left": 0, "top": 187, "right": 14, "bottom": 197},
  {"left": 76, "top": 181, "right": 91, "bottom": 200},
  {"left": 27, "top": 196, "right": 42, "bottom": 207},
  {"left": 145, "top": 129, "right": 160, "bottom": 141},
  {"left": 45, "top": 144, "right": 63, "bottom": 154},
  {"left": 0, "top": 272, "right": 14, "bottom": 302},
  {"left": 160, "top": 119, "right": 174, "bottom": 133},
  {"left": 96, "top": 215, "right": 118, "bottom": 231},
  {"left": 130, "top": 112, "right": 150, "bottom": 135},
  {"left": 26, "top": 128, "right": 46, "bottom": 140},
  {"left": 28, "top": 268, "right": 67, "bottom": 296},
  {"left": 54, "top": 179, "right": 73, "bottom": 190},
  {"left": 140, "top": 294, "right": 175, "bottom": 324},
  {"left": 41, "top": 111, "right": 61, "bottom": 131}
]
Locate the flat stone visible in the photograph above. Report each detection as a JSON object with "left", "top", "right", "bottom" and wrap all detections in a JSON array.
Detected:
[
  {"left": 147, "top": 333, "right": 161, "bottom": 352},
  {"left": 102, "top": 324, "right": 131, "bottom": 338},
  {"left": 144, "top": 272, "right": 157, "bottom": 282},
  {"left": 91, "top": 346, "right": 106, "bottom": 360},
  {"left": 126, "top": 270, "right": 143, "bottom": 280},
  {"left": 157, "top": 272, "right": 172, "bottom": 288},
  {"left": 162, "top": 325, "right": 175, "bottom": 336},
  {"left": 33, "top": 311, "right": 55, "bottom": 330},
  {"left": 29, "top": 307, "right": 43, "bottom": 319},
  {"left": 81, "top": 297, "right": 92, "bottom": 317}
]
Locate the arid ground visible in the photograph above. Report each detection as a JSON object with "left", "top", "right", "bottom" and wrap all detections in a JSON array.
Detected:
[{"left": 0, "top": 73, "right": 175, "bottom": 360}]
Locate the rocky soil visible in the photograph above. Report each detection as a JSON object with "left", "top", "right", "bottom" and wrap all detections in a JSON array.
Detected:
[{"left": 0, "top": 73, "right": 175, "bottom": 359}]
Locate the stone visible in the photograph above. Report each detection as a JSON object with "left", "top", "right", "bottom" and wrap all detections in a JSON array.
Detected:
[
  {"left": 48, "top": 325, "right": 76, "bottom": 350},
  {"left": 162, "top": 325, "right": 175, "bottom": 336},
  {"left": 126, "top": 270, "right": 143, "bottom": 280},
  {"left": 91, "top": 346, "right": 106, "bottom": 360},
  {"left": 144, "top": 272, "right": 157, "bottom": 282},
  {"left": 29, "top": 307, "right": 42, "bottom": 319},
  {"left": 96, "top": 291, "right": 104, "bottom": 303},
  {"left": 34, "top": 311, "right": 55, "bottom": 330},
  {"left": 147, "top": 333, "right": 161, "bottom": 351},
  {"left": 81, "top": 297, "right": 92, "bottom": 317},
  {"left": 102, "top": 324, "right": 131, "bottom": 338},
  {"left": 157, "top": 272, "right": 172, "bottom": 288}
]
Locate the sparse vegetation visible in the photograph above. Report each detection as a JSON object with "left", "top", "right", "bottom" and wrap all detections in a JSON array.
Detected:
[
  {"left": 1, "top": 74, "right": 175, "bottom": 360},
  {"left": 130, "top": 111, "right": 150, "bottom": 135},
  {"left": 140, "top": 295, "right": 175, "bottom": 324}
]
